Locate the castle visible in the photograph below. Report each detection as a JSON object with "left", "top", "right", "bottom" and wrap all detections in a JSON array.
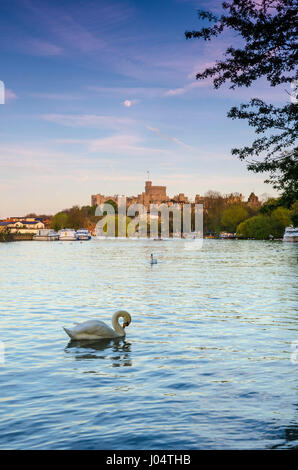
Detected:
[
  {"left": 91, "top": 180, "right": 259, "bottom": 210},
  {"left": 91, "top": 180, "right": 189, "bottom": 210}
]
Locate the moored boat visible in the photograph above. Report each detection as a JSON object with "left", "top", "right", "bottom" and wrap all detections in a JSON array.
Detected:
[
  {"left": 283, "top": 226, "right": 298, "bottom": 243},
  {"left": 58, "top": 229, "right": 77, "bottom": 241},
  {"left": 219, "top": 232, "right": 236, "bottom": 239},
  {"left": 76, "top": 229, "right": 91, "bottom": 240},
  {"left": 33, "top": 229, "right": 59, "bottom": 241}
]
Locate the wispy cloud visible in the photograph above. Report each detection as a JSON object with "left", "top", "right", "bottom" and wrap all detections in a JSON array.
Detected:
[
  {"left": 16, "top": 0, "right": 133, "bottom": 56},
  {"left": 165, "top": 79, "right": 212, "bottom": 96},
  {"left": 88, "top": 86, "right": 164, "bottom": 98},
  {"left": 25, "top": 39, "right": 64, "bottom": 56},
  {"left": 41, "top": 114, "right": 135, "bottom": 129},
  {"left": 146, "top": 125, "right": 193, "bottom": 149},
  {"left": 29, "top": 92, "right": 82, "bottom": 101},
  {"left": 88, "top": 134, "right": 171, "bottom": 157}
]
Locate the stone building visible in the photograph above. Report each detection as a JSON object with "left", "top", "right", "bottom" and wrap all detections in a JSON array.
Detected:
[
  {"left": 172, "top": 193, "right": 189, "bottom": 204},
  {"left": 137, "top": 180, "right": 169, "bottom": 208},
  {"left": 195, "top": 194, "right": 205, "bottom": 205},
  {"left": 91, "top": 193, "right": 118, "bottom": 207},
  {"left": 247, "top": 192, "right": 260, "bottom": 208},
  {"left": 91, "top": 180, "right": 170, "bottom": 211},
  {"left": 225, "top": 193, "right": 243, "bottom": 205},
  {"left": 91, "top": 181, "right": 260, "bottom": 212}
]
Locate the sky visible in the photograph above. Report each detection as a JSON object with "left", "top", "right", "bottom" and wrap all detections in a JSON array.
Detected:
[{"left": 0, "top": 0, "right": 290, "bottom": 217}]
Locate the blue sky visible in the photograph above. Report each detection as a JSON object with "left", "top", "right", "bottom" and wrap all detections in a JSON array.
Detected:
[{"left": 0, "top": 0, "right": 289, "bottom": 216}]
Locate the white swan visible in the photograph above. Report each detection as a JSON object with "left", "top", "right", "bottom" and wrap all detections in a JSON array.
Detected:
[{"left": 63, "top": 310, "right": 131, "bottom": 340}]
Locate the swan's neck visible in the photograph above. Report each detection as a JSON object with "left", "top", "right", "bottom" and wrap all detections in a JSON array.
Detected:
[{"left": 112, "top": 312, "right": 125, "bottom": 336}]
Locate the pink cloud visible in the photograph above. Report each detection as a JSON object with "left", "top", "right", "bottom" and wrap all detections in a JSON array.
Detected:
[
  {"left": 165, "top": 79, "right": 213, "bottom": 96},
  {"left": 5, "top": 89, "right": 17, "bottom": 102}
]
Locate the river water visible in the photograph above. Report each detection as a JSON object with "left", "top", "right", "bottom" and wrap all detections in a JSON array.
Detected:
[{"left": 0, "top": 239, "right": 297, "bottom": 449}]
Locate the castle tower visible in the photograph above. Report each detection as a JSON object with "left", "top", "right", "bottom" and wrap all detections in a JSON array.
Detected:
[
  {"left": 145, "top": 180, "right": 152, "bottom": 194},
  {"left": 247, "top": 192, "right": 260, "bottom": 208}
]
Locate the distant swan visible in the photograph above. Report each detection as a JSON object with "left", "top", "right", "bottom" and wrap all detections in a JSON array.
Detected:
[
  {"left": 150, "top": 253, "right": 157, "bottom": 264},
  {"left": 63, "top": 310, "right": 131, "bottom": 340}
]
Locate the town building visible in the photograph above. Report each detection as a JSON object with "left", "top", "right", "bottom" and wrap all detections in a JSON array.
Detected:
[{"left": 0, "top": 217, "right": 45, "bottom": 234}]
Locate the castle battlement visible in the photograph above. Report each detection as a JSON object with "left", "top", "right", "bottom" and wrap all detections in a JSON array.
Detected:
[{"left": 91, "top": 182, "right": 259, "bottom": 210}]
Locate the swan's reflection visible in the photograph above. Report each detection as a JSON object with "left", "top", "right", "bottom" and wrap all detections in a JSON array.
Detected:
[{"left": 65, "top": 337, "right": 132, "bottom": 367}]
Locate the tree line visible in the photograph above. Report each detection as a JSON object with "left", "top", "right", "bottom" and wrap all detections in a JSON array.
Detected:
[
  {"left": 200, "top": 192, "right": 296, "bottom": 239},
  {"left": 46, "top": 194, "right": 297, "bottom": 240}
]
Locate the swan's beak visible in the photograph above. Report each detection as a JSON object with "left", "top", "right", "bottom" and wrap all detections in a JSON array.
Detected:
[{"left": 123, "top": 322, "right": 129, "bottom": 328}]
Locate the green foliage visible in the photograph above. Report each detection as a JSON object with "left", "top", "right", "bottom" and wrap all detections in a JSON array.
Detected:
[
  {"left": 0, "top": 227, "right": 13, "bottom": 242},
  {"left": 80, "top": 205, "right": 96, "bottom": 217},
  {"left": 237, "top": 207, "right": 291, "bottom": 239},
  {"left": 66, "top": 206, "right": 87, "bottom": 231},
  {"left": 270, "top": 207, "right": 291, "bottom": 236},
  {"left": 50, "top": 212, "right": 68, "bottom": 231},
  {"left": 290, "top": 201, "right": 298, "bottom": 226},
  {"left": 50, "top": 205, "right": 100, "bottom": 232},
  {"left": 221, "top": 205, "right": 248, "bottom": 233},
  {"left": 236, "top": 215, "right": 272, "bottom": 239},
  {"left": 260, "top": 197, "right": 281, "bottom": 214}
]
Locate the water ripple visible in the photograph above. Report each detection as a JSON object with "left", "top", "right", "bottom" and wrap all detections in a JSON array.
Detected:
[{"left": 0, "top": 239, "right": 297, "bottom": 449}]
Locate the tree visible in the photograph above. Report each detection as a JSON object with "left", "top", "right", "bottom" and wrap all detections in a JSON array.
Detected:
[
  {"left": 186, "top": 0, "right": 298, "bottom": 204},
  {"left": 237, "top": 215, "right": 273, "bottom": 239},
  {"left": 290, "top": 201, "right": 298, "bottom": 226},
  {"left": 260, "top": 197, "right": 281, "bottom": 214},
  {"left": 66, "top": 206, "right": 87, "bottom": 231},
  {"left": 270, "top": 206, "right": 291, "bottom": 236},
  {"left": 221, "top": 205, "right": 248, "bottom": 232},
  {"left": 236, "top": 207, "right": 290, "bottom": 239},
  {"left": 0, "top": 227, "right": 13, "bottom": 242},
  {"left": 50, "top": 212, "right": 68, "bottom": 231},
  {"left": 203, "top": 191, "right": 226, "bottom": 233},
  {"left": 80, "top": 205, "right": 96, "bottom": 217}
]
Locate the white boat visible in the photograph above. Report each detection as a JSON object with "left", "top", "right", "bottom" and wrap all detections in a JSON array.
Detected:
[
  {"left": 183, "top": 232, "right": 203, "bottom": 239},
  {"left": 76, "top": 229, "right": 91, "bottom": 240},
  {"left": 58, "top": 229, "right": 77, "bottom": 241},
  {"left": 283, "top": 226, "right": 298, "bottom": 243},
  {"left": 219, "top": 232, "right": 236, "bottom": 239},
  {"left": 33, "top": 229, "right": 59, "bottom": 241}
]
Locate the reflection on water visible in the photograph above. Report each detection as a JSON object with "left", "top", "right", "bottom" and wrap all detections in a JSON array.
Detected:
[
  {"left": 65, "top": 338, "right": 132, "bottom": 367},
  {"left": 0, "top": 239, "right": 297, "bottom": 449}
]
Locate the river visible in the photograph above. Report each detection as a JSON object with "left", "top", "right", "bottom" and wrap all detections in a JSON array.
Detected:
[{"left": 0, "top": 239, "right": 297, "bottom": 449}]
